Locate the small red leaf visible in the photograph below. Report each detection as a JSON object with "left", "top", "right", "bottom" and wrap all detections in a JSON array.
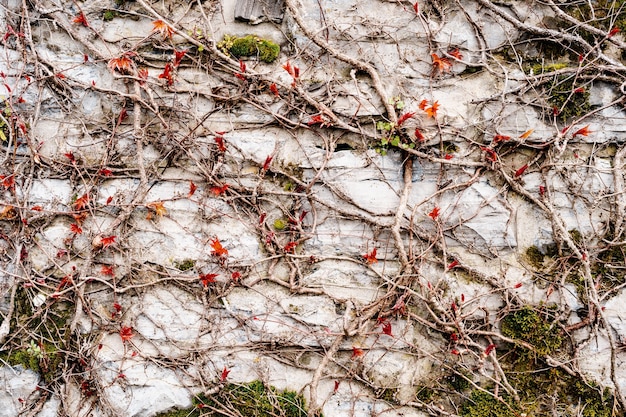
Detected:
[
  {"left": 413, "top": 2, "right": 419, "bottom": 14},
  {"left": 414, "top": 128, "right": 425, "bottom": 142},
  {"left": 70, "top": 223, "right": 83, "bottom": 234},
  {"left": 262, "top": 155, "right": 273, "bottom": 171},
  {"left": 381, "top": 321, "right": 393, "bottom": 336},
  {"left": 447, "top": 260, "right": 459, "bottom": 270},
  {"left": 101, "top": 235, "right": 116, "bottom": 248},
  {"left": 188, "top": 181, "right": 197, "bottom": 197},
  {"left": 397, "top": 112, "right": 415, "bottom": 126},
  {"left": 514, "top": 163, "right": 528, "bottom": 178},
  {"left": 220, "top": 366, "right": 230, "bottom": 382},
  {"left": 485, "top": 344, "right": 496, "bottom": 356},
  {"left": 199, "top": 273, "right": 218, "bottom": 287},
  {"left": 428, "top": 206, "right": 440, "bottom": 220},
  {"left": 351, "top": 346, "right": 364, "bottom": 358},
  {"left": 284, "top": 241, "right": 297, "bottom": 253},
  {"left": 210, "top": 238, "right": 228, "bottom": 257},
  {"left": 363, "top": 248, "right": 377, "bottom": 264},
  {"left": 120, "top": 326, "right": 134, "bottom": 342}
]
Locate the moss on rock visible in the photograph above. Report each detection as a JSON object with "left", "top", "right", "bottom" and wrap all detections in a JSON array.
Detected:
[{"left": 218, "top": 35, "right": 280, "bottom": 63}]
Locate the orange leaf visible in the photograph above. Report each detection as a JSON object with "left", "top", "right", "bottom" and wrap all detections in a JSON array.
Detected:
[
  {"left": 210, "top": 238, "right": 228, "bottom": 257},
  {"left": 148, "top": 201, "right": 167, "bottom": 217},
  {"left": 519, "top": 129, "right": 534, "bottom": 139},
  {"left": 107, "top": 56, "right": 134, "bottom": 74},
  {"left": 73, "top": 13, "right": 89, "bottom": 27},
  {"left": 425, "top": 101, "right": 439, "bottom": 118},
  {"left": 573, "top": 125, "right": 591, "bottom": 137},
  {"left": 73, "top": 194, "right": 89, "bottom": 211},
  {"left": 419, "top": 99, "right": 428, "bottom": 110},
  {"left": 363, "top": 248, "right": 377, "bottom": 264},
  {"left": 431, "top": 53, "right": 452, "bottom": 74},
  {"left": 152, "top": 20, "right": 174, "bottom": 39}
]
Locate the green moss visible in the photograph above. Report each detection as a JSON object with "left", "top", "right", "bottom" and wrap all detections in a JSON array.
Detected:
[
  {"left": 415, "top": 386, "right": 434, "bottom": 402},
  {"left": 569, "top": 229, "right": 583, "bottom": 245},
  {"left": 524, "top": 246, "right": 544, "bottom": 269},
  {"left": 273, "top": 219, "right": 287, "bottom": 230},
  {"left": 157, "top": 380, "right": 313, "bottom": 417},
  {"left": 103, "top": 10, "right": 117, "bottom": 21},
  {"left": 460, "top": 390, "right": 517, "bottom": 417},
  {"left": 500, "top": 306, "right": 562, "bottom": 355},
  {"left": 564, "top": 1, "right": 626, "bottom": 43},
  {"left": 218, "top": 35, "right": 280, "bottom": 63},
  {"left": 547, "top": 75, "right": 591, "bottom": 121},
  {"left": 528, "top": 61, "right": 568, "bottom": 75},
  {"left": 174, "top": 259, "right": 196, "bottom": 271}
]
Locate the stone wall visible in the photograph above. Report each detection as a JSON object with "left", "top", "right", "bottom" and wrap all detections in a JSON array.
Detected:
[{"left": 1, "top": 0, "right": 626, "bottom": 416}]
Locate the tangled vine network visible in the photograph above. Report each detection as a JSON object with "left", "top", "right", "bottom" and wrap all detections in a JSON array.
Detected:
[{"left": 2, "top": 0, "right": 626, "bottom": 416}]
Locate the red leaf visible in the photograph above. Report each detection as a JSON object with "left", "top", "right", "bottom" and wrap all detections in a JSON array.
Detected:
[
  {"left": 210, "top": 238, "right": 228, "bottom": 257},
  {"left": 106, "top": 196, "right": 113, "bottom": 205},
  {"left": 428, "top": 206, "right": 440, "bottom": 220},
  {"left": 444, "top": 154, "right": 454, "bottom": 160},
  {"left": 397, "top": 112, "right": 415, "bottom": 126},
  {"left": 284, "top": 241, "right": 297, "bottom": 253},
  {"left": 609, "top": 27, "right": 620, "bottom": 37},
  {"left": 138, "top": 68, "right": 148, "bottom": 84},
  {"left": 414, "top": 128, "right": 425, "bottom": 142},
  {"left": 220, "top": 366, "right": 230, "bottom": 382},
  {"left": 351, "top": 346, "right": 364, "bottom": 358},
  {"left": 101, "top": 235, "right": 116, "bottom": 248},
  {"left": 419, "top": 99, "right": 428, "bottom": 110},
  {"left": 307, "top": 114, "right": 329, "bottom": 127},
  {"left": 199, "top": 273, "right": 218, "bottom": 287},
  {"left": 539, "top": 185, "right": 546, "bottom": 197},
  {"left": 259, "top": 213, "right": 267, "bottom": 224},
  {"left": 239, "top": 60, "right": 246, "bottom": 73},
  {"left": 450, "top": 332, "right": 458, "bottom": 342},
  {"left": 299, "top": 210, "right": 308, "bottom": 223},
  {"left": 493, "top": 134, "right": 510, "bottom": 144},
  {"left": 188, "top": 181, "right": 197, "bottom": 197},
  {"left": 70, "top": 223, "right": 83, "bottom": 234},
  {"left": 84, "top": 54, "right": 89, "bottom": 63},
  {"left": 101, "top": 265, "right": 115, "bottom": 276},
  {"left": 262, "top": 155, "right": 273, "bottom": 171},
  {"left": 231, "top": 271, "right": 241, "bottom": 281},
  {"left": 485, "top": 344, "right": 496, "bottom": 356},
  {"left": 211, "top": 184, "right": 229, "bottom": 196},
  {"left": 447, "top": 260, "right": 459, "bottom": 270},
  {"left": 99, "top": 168, "right": 113, "bottom": 177},
  {"left": 334, "top": 380, "right": 340, "bottom": 392},
  {"left": 215, "top": 136, "right": 226, "bottom": 152},
  {"left": 574, "top": 87, "right": 585, "bottom": 94},
  {"left": 1, "top": 175, "right": 15, "bottom": 189},
  {"left": 120, "top": 326, "right": 134, "bottom": 342},
  {"left": 451, "top": 349, "right": 460, "bottom": 355},
  {"left": 480, "top": 146, "right": 497, "bottom": 162},
  {"left": 363, "top": 248, "right": 377, "bottom": 264},
  {"left": 158, "top": 63, "right": 174, "bottom": 86},
  {"left": 448, "top": 48, "right": 463, "bottom": 60},
  {"left": 173, "top": 49, "right": 187, "bottom": 67},
  {"left": 381, "top": 321, "right": 393, "bottom": 336},
  {"left": 514, "top": 163, "right": 528, "bottom": 178},
  {"left": 73, "top": 13, "right": 89, "bottom": 27},
  {"left": 461, "top": 294, "right": 465, "bottom": 302},
  {"left": 118, "top": 108, "right": 128, "bottom": 124},
  {"left": 413, "top": 2, "right": 419, "bottom": 14},
  {"left": 270, "top": 83, "right": 279, "bottom": 97},
  {"left": 31, "top": 206, "right": 43, "bottom": 211},
  {"left": 514, "top": 282, "right": 523, "bottom": 288},
  {"left": 65, "top": 152, "right": 76, "bottom": 163}
]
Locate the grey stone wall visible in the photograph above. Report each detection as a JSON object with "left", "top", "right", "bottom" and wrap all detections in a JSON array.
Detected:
[{"left": 1, "top": 0, "right": 626, "bottom": 416}]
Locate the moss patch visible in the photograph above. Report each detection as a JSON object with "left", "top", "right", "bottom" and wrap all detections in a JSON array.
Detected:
[
  {"left": 218, "top": 35, "right": 280, "bottom": 63},
  {"left": 461, "top": 390, "right": 517, "bottom": 417},
  {"left": 157, "top": 380, "right": 313, "bottom": 417},
  {"left": 546, "top": 75, "right": 591, "bottom": 122},
  {"left": 500, "top": 306, "right": 562, "bottom": 355}
]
